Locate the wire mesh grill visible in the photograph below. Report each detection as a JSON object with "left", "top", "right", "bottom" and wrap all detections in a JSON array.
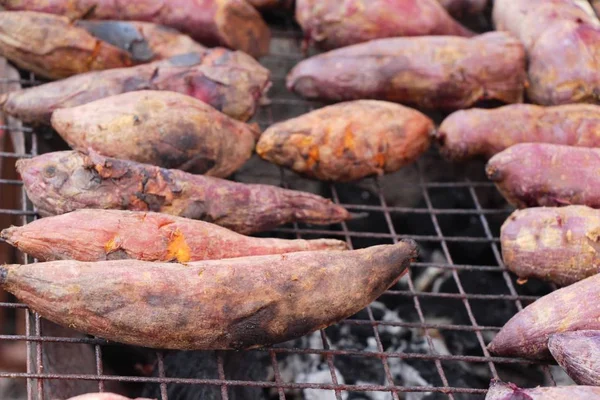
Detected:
[{"left": 0, "top": 19, "right": 564, "bottom": 400}]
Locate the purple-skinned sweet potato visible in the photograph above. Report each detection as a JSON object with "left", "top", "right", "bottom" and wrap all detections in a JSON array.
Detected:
[
  {"left": 0, "top": 51, "right": 270, "bottom": 124},
  {"left": 437, "top": 0, "right": 487, "bottom": 19},
  {"left": 0, "top": 209, "right": 348, "bottom": 262},
  {"left": 493, "top": 0, "right": 600, "bottom": 105},
  {"left": 50, "top": 90, "right": 258, "bottom": 176},
  {"left": 487, "top": 273, "right": 600, "bottom": 359},
  {"left": 256, "top": 100, "right": 434, "bottom": 182},
  {"left": 485, "top": 380, "right": 600, "bottom": 399},
  {"left": 0, "top": 241, "right": 418, "bottom": 350},
  {"left": 549, "top": 330, "right": 600, "bottom": 386},
  {"left": 437, "top": 104, "right": 600, "bottom": 161},
  {"left": 287, "top": 32, "right": 526, "bottom": 111},
  {"left": 16, "top": 150, "right": 350, "bottom": 234},
  {"left": 0, "top": 0, "right": 271, "bottom": 58},
  {"left": 501, "top": 206, "right": 600, "bottom": 287},
  {"left": 486, "top": 143, "right": 600, "bottom": 208}
]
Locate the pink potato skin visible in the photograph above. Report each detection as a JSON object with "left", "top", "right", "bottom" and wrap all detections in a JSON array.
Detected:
[
  {"left": 287, "top": 32, "right": 526, "bottom": 111},
  {"left": 295, "top": 0, "right": 473, "bottom": 50},
  {"left": 437, "top": 104, "right": 600, "bottom": 161},
  {"left": 485, "top": 380, "right": 600, "bottom": 399},
  {"left": 549, "top": 330, "right": 600, "bottom": 386}
]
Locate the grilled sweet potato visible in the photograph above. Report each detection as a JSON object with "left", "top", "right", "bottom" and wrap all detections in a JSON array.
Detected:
[
  {"left": 0, "top": 51, "right": 270, "bottom": 124},
  {"left": 0, "top": 0, "right": 271, "bottom": 58},
  {"left": 287, "top": 32, "right": 526, "bottom": 110},
  {"left": 437, "top": 0, "right": 487, "bottom": 18},
  {"left": 295, "top": 0, "right": 472, "bottom": 50},
  {"left": 0, "top": 209, "right": 348, "bottom": 262},
  {"left": 485, "top": 381, "right": 600, "bottom": 400},
  {"left": 256, "top": 100, "right": 433, "bottom": 182},
  {"left": 493, "top": 0, "right": 600, "bottom": 105},
  {"left": 486, "top": 143, "right": 600, "bottom": 208},
  {"left": 549, "top": 330, "right": 600, "bottom": 386},
  {"left": 487, "top": 272, "right": 600, "bottom": 359},
  {"left": 437, "top": 104, "right": 600, "bottom": 161},
  {"left": 16, "top": 150, "right": 350, "bottom": 234},
  {"left": 0, "top": 241, "right": 418, "bottom": 350},
  {"left": 51, "top": 90, "right": 258, "bottom": 176}
]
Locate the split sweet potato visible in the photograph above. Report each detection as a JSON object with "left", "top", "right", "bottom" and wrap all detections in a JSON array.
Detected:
[
  {"left": 485, "top": 381, "right": 600, "bottom": 400},
  {"left": 493, "top": 0, "right": 600, "bottom": 105},
  {"left": 0, "top": 50, "right": 270, "bottom": 124},
  {"left": 487, "top": 272, "right": 600, "bottom": 359},
  {"left": 16, "top": 150, "right": 350, "bottom": 234},
  {"left": 287, "top": 32, "right": 526, "bottom": 110},
  {"left": 549, "top": 330, "right": 600, "bottom": 386},
  {"left": 0, "top": 241, "right": 418, "bottom": 350},
  {"left": 437, "top": 104, "right": 600, "bottom": 161},
  {"left": 501, "top": 206, "right": 600, "bottom": 287},
  {"left": 437, "top": 0, "right": 487, "bottom": 19},
  {"left": 51, "top": 90, "right": 258, "bottom": 176},
  {"left": 0, "top": 209, "right": 348, "bottom": 262},
  {"left": 486, "top": 143, "right": 600, "bottom": 208},
  {"left": 0, "top": 0, "right": 271, "bottom": 58},
  {"left": 256, "top": 100, "right": 433, "bottom": 182}
]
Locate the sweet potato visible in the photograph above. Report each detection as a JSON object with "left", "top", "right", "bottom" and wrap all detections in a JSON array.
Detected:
[
  {"left": 485, "top": 381, "right": 600, "bottom": 400},
  {"left": 437, "top": 0, "right": 487, "bottom": 19},
  {"left": 51, "top": 90, "right": 258, "bottom": 176},
  {"left": 16, "top": 150, "right": 350, "bottom": 234},
  {"left": 287, "top": 32, "right": 526, "bottom": 110},
  {"left": 493, "top": 0, "right": 600, "bottom": 105},
  {"left": 501, "top": 206, "right": 600, "bottom": 287},
  {"left": 486, "top": 143, "right": 600, "bottom": 208},
  {"left": 437, "top": 104, "right": 600, "bottom": 161},
  {"left": 0, "top": 0, "right": 271, "bottom": 58},
  {"left": 0, "top": 51, "right": 270, "bottom": 124},
  {"left": 549, "top": 330, "right": 600, "bottom": 386},
  {"left": 0, "top": 241, "right": 417, "bottom": 350},
  {"left": 0, "top": 11, "right": 135, "bottom": 79},
  {"left": 256, "top": 100, "right": 433, "bottom": 182},
  {"left": 487, "top": 273, "right": 600, "bottom": 359},
  {"left": 0, "top": 209, "right": 348, "bottom": 262}
]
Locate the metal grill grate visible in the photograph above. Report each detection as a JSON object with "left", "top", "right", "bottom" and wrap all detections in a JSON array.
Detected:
[{"left": 0, "top": 20, "right": 563, "bottom": 400}]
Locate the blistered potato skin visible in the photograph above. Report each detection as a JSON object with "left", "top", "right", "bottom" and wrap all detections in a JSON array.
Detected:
[
  {"left": 287, "top": 32, "right": 526, "bottom": 110},
  {"left": 485, "top": 380, "right": 600, "bottom": 400},
  {"left": 256, "top": 100, "right": 433, "bottom": 182},
  {"left": 486, "top": 143, "right": 600, "bottom": 208},
  {"left": 549, "top": 331, "right": 600, "bottom": 386},
  {"left": 51, "top": 90, "right": 257, "bottom": 176},
  {"left": 437, "top": 104, "right": 600, "bottom": 161},
  {"left": 0, "top": 242, "right": 417, "bottom": 350},
  {"left": 0, "top": 209, "right": 348, "bottom": 262}
]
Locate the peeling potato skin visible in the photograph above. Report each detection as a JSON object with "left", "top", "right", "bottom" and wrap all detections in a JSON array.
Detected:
[
  {"left": 51, "top": 90, "right": 258, "bottom": 176},
  {"left": 0, "top": 241, "right": 417, "bottom": 350},
  {"left": 485, "top": 380, "right": 600, "bottom": 399},
  {"left": 0, "top": 209, "right": 348, "bottom": 262},
  {"left": 486, "top": 143, "right": 600, "bottom": 209},
  {"left": 0, "top": 0, "right": 271, "bottom": 58},
  {"left": 0, "top": 50, "right": 271, "bottom": 124},
  {"left": 16, "top": 151, "right": 350, "bottom": 234},
  {"left": 437, "top": 0, "right": 487, "bottom": 19},
  {"left": 501, "top": 206, "right": 600, "bottom": 287},
  {"left": 0, "top": 11, "right": 134, "bottom": 80},
  {"left": 487, "top": 273, "right": 600, "bottom": 360},
  {"left": 549, "top": 331, "right": 600, "bottom": 386},
  {"left": 287, "top": 32, "right": 526, "bottom": 110},
  {"left": 296, "top": 0, "right": 473, "bottom": 51},
  {"left": 256, "top": 100, "right": 433, "bottom": 182},
  {"left": 437, "top": 104, "right": 600, "bottom": 161}
]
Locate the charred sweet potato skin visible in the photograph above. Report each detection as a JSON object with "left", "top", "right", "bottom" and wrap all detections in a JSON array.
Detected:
[
  {"left": 51, "top": 90, "right": 257, "bottom": 176},
  {"left": 485, "top": 380, "right": 600, "bottom": 400},
  {"left": 487, "top": 143, "right": 600, "bottom": 208},
  {"left": 0, "top": 51, "right": 270, "bottom": 124},
  {"left": 501, "top": 206, "right": 600, "bottom": 287},
  {"left": 437, "top": 104, "right": 600, "bottom": 161},
  {"left": 287, "top": 32, "right": 526, "bottom": 110},
  {"left": 295, "top": 0, "right": 472, "bottom": 50},
  {"left": 256, "top": 100, "right": 433, "bottom": 181},
  {"left": 0, "top": 209, "right": 348, "bottom": 262},
  {"left": 0, "top": 11, "right": 134, "bottom": 80},
  {"left": 549, "top": 331, "right": 600, "bottom": 386},
  {"left": 0, "top": 242, "right": 417, "bottom": 350},
  {"left": 16, "top": 151, "right": 350, "bottom": 234}
]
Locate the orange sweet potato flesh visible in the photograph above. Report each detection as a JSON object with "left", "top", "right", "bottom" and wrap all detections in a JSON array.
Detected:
[
  {"left": 0, "top": 241, "right": 418, "bottom": 350},
  {"left": 0, "top": 209, "right": 348, "bottom": 262},
  {"left": 256, "top": 100, "right": 434, "bottom": 182},
  {"left": 51, "top": 90, "right": 258, "bottom": 176}
]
